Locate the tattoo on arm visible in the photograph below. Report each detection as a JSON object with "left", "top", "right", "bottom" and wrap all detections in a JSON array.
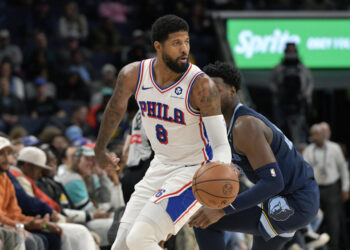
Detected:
[{"left": 198, "top": 79, "right": 221, "bottom": 116}]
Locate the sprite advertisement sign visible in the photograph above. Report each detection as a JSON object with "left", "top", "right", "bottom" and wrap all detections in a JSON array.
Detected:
[{"left": 227, "top": 19, "right": 350, "bottom": 69}]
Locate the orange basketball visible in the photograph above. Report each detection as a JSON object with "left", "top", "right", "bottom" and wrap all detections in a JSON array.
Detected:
[{"left": 192, "top": 161, "right": 239, "bottom": 209}]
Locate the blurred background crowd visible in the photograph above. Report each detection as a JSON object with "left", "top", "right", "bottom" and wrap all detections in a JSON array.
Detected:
[{"left": 0, "top": 0, "right": 350, "bottom": 250}]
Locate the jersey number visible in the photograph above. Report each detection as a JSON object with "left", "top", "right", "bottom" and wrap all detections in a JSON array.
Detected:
[{"left": 156, "top": 124, "right": 168, "bottom": 144}]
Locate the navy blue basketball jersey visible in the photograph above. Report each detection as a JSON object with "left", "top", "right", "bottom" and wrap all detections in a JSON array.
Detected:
[{"left": 228, "top": 104, "right": 314, "bottom": 195}]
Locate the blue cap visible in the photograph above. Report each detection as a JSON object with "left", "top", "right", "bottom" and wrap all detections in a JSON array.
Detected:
[
  {"left": 65, "top": 125, "right": 83, "bottom": 142},
  {"left": 34, "top": 77, "right": 47, "bottom": 86},
  {"left": 22, "top": 135, "right": 40, "bottom": 146}
]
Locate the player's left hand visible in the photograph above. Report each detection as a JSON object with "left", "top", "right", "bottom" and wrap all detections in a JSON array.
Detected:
[{"left": 188, "top": 207, "right": 226, "bottom": 229}]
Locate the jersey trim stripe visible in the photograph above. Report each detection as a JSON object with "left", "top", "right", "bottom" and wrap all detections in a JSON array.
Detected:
[
  {"left": 149, "top": 58, "right": 193, "bottom": 94},
  {"left": 185, "top": 71, "right": 204, "bottom": 116},
  {"left": 199, "top": 117, "right": 209, "bottom": 162},
  {"left": 134, "top": 60, "right": 145, "bottom": 101},
  {"left": 153, "top": 181, "right": 192, "bottom": 203},
  {"left": 174, "top": 200, "right": 198, "bottom": 224}
]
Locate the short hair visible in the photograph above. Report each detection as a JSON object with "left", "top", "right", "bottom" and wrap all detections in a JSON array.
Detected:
[
  {"left": 151, "top": 15, "right": 189, "bottom": 44},
  {"left": 203, "top": 61, "right": 241, "bottom": 91}
]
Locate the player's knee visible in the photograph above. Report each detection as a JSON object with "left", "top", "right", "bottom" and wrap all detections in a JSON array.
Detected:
[{"left": 126, "top": 221, "right": 157, "bottom": 250}]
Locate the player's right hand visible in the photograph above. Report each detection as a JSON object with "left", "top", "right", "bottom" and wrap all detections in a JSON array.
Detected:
[{"left": 95, "top": 151, "right": 120, "bottom": 173}]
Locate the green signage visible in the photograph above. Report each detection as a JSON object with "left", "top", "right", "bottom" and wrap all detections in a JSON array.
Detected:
[{"left": 227, "top": 19, "right": 350, "bottom": 69}]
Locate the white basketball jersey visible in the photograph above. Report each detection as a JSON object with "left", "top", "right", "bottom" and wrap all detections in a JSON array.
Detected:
[{"left": 134, "top": 58, "right": 211, "bottom": 165}]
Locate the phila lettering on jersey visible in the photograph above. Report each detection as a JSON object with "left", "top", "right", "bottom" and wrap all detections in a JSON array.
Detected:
[{"left": 134, "top": 58, "right": 211, "bottom": 165}]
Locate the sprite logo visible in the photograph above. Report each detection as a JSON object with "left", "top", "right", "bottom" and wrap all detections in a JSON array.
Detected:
[{"left": 234, "top": 29, "right": 301, "bottom": 59}]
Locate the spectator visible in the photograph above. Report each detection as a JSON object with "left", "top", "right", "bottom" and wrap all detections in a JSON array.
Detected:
[
  {"left": 25, "top": 0, "right": 58, "bottom": 37},
  {"left": 0, "top": 59, "right": 25, "bottom": 100},
  {"left": 0, "top": 77, "right": 25, "bottom": 132},
  {"left": 69, "top": 49, "right": 92, "bottom": 85},
  {"left": 58, "top": 2, "right": 88, "bottom": 40},
  {"left": 25, "top": 32, "right": 56, "bottom": 81},
  {"left": 90, "top": 64, "right": 117, "bottom": 106},
  {"left": 28, "top": 77, "right": 65, "bottom": 119},
  {"left": 303, "top": 123, "right": 350, "bottom": 250},
  {"left": 90, "top": 17, "right": 122, "bottom": 53},
  {"left": 56, "top": 146, "right": 76, "bottom": 177},
  {"left": 66, "top": 104, "right": 92, "bottom": 137},
  {"left": 270, "top": 42, "right": 314, "bottom": 145},
  {"left": 0, "top": 137, "right": 62, "bottom": 250},
  {"left": 60, "top": 71, "right": 91, "bottom": 104},
  {"left": 0, "top": 29, "right": 23, "bottom": 73},
  {"left": 8, "top": 145, "right": 97, "bottom": 250},
  {"left": 50, "top": 134, "right": 70, "bottom": 161},
  {"left": 55, "top": 145, "right": 114, "bottom": 247}
]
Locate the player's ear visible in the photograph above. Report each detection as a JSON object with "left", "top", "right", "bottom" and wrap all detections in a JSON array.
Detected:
[
  {"left": 229, "top": 86, "right": 237, "bottom": 96},
  {"left": 154, "top": 41, "right": 161, "bottom": 52}
]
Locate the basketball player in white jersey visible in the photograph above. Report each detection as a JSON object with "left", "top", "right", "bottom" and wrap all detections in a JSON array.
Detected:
[{"left": 94, "top": 15, "right": 231, "bottom": 250}]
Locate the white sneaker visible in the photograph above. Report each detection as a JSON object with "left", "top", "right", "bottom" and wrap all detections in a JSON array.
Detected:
[{"left": 306, "top": 233, "right": 330, "bottom": 248}]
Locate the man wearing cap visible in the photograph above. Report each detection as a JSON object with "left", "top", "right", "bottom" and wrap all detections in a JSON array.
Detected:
[
  {"left": 28, "top": 77, "right": 65, "bottom": 119},
  {"left": 0, "top": 137, "right": 60, "bottom": 250}
]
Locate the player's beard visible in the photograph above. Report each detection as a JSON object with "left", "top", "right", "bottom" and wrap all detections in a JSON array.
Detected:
[{"left": 162, "top": 52, "right": 189, "bottom": 73}]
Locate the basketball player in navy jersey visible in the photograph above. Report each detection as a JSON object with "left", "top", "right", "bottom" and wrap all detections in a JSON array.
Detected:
[
  {"left": 94, "top": 16, "right": 231, "bottom": 250},
  {"left": 189, "top": 61, "right": 319, "bottom": 250}
]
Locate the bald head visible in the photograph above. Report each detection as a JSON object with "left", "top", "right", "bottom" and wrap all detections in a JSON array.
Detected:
[
  {"left": 319, "top": 121, "right": 331, "bottom": 140},
  {"left": 310, "top": 124, "right": 325, "bottom": 147}
]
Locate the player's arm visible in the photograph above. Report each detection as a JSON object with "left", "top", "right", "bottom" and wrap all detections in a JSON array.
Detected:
[
  {"left": 190, "top": 75, "right": 231, "bottom": 163},
  {"left": 222, "top": 116, "right": 284, "bottom": 214},
  {"left": 94, "top": 62, "right": 140, "bottom": 170}
]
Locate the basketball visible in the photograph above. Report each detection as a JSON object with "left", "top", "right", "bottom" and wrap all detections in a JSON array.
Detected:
[{"left": 192, "top": 161, "right": 239, "bottom": 209}]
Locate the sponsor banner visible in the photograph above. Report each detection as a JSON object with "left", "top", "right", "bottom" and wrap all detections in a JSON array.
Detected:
[{"left": 227, "top": 19, "right": 350, "bottom": 69}]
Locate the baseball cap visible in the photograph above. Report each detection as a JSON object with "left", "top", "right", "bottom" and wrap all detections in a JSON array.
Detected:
[
  {"left": 22, "top": 135, "right": 40, "bottom": 146},
  {"left": 73, "top": 146, "right": 95, "bottom": 157},
  {"left": 102, "top": 64, "right": 116, "bottom": 75},
  {"left": 18, "top": 147, "right": 52, "bottom": 170},
  {"left": 102, "top": 87, "right": 113, "bottom": 96},
  {"left": 0, "top": 137, "right": 13, "bottom": 151},
  {"left": 34, "top": 77, "right": 47, "bottom": 86}
]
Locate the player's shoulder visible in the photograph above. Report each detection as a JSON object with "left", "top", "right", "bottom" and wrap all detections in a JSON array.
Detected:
[
  {"left": 233, "top": 115, "right": 266, "bottom": 141},
  {"left": 120, "top": 61, "right": 141, "bottom": 78}
]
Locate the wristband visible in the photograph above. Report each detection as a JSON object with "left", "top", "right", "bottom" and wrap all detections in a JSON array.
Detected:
[{"left": 42, "top": 224, "right": 47, "bottom": 229}]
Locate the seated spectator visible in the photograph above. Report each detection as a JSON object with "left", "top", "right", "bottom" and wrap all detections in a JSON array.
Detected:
[
  {"left": 0, "top": 137, "right": 62, "bottom": 250},
  {"left": 0, "top": 58, "right": 25, "bottom": 100},
  {"left": 90, "top": 64, "right": 117, "bottom": 106},
  {"left": 25, "top": 0, "right": 58, "bottom": 38},
  {"left": 0, "top": 29, "right": 23, "bottom": 73},
  {"left": 66, "top": 104, "right": 93, "bottom": 137},
  {"left": 59, "top": 71, "right": 91, "bottom": 104},
  {"left": 25, "top": 33, "right": 56, "bottom": 81},
  {"left": 57, "top": 146, "right": 76, "bottom": 177},
  {"left": 90, "top": 17, "right": 122, "bottom": 53},
  {"left": 55, "top": 145, "right": 114, "bottom": 247},
  {"left": 28, "top": 77, "right": 65, "bottom": 119},
  {"left": 68, "top": 49, "right": 92, "bottom": 85},
  {"left": 50, "top": 134, "right": 70, "bottom": 161},
  {"left": 98, "top": 1, "right": 129, "bottom": 23},
  {"left": 58, "top": 2, "right": 88, "bottom": 40},
  {"left": 0, "top": 77, "right": 25, "bottom": 132}
]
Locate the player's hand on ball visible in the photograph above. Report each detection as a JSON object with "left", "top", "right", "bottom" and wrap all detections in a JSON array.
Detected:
[{"left": 188, "top": 207, "right": 226, "bottom": 229}]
